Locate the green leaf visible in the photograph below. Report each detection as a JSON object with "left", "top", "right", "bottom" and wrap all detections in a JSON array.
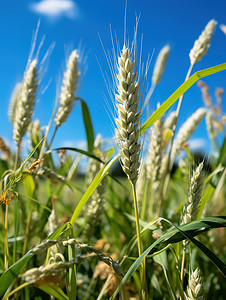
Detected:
[
  {"left": 140, "top": 63, "right": 226, "bottom": 135},
  {"left": 68, "top": 244, "right": 77, "bottom": 300},
  {"left": 38, "top": 284, "right": 69, "bottom": 300},
  {"left": 110, "top": 216, "right": 226, "bottom": 299},
  {"left": 18, "top": 193, "right": 52, "bottom": 212},
  {"left": 76, "top": 97, "right": 94, "bottom": 153},
  {"left": 173, "top": 223, "right": 226, "bottom": 277},
  {"left": 23, "top": 174, "right": 35, "bottom": 198},
  {"left": 46, "top": 147, "right": 103, "bottom": 164},
  {"left": 197, "top": 184, "right": 215, "bottom": 219},
  {"left": 217, "top": 135, "right": 226, "bottom": 166},
  {"left": 70, "top": 153, "right": 119, "bottom": 225}
]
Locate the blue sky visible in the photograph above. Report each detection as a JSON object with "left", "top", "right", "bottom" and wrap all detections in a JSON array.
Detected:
[{"left": 0, "top": 0, "right": 226, "bottom": 154}]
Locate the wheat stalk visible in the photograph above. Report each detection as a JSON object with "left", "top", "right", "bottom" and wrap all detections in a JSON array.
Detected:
[
  {"left": 167, "top": 20, "right": 217, "bottom": 179},
  {"left": 136, "top": 160, "right": 146, "bottom": 205},
  {"left": 115, "top": 45, "right": 143, "bottom": 266}
]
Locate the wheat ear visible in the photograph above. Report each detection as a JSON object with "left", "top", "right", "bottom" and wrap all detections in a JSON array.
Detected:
[
  {"left": 144, "top": 45, "right": 170, "bottom": 114},
  {"left": 8, "top": 82, "right": 22, "bottom": 124},
  {"left": 115, "top": 45, "right": 141, "bottom": 184},
  {"left": 167, "top": 20, "right": 216, "bottom": 176},
  {"left": 189, "top": 19, "right": 217, "bottom": 66},
  {"left": 163, "top": 111, "right": 177, "bottom": 131},
  {"left": 152, "top": 45, "right": 170, "bottom": 86},
  {"left": 171, "top": 108, "right": 206, "bottom": 161},
  {"left": 13, "top": 60, "right": 38, "bottom": 148},
  {"left": 115, "top": 45, "right": 143, "bottom": 262},
  {"left": 180, "top": 162, "right": 205, "bottom": 282},
  {"left": 54, "top": 50, "right": 80, "bottom": 128},
  {"left": 146, "top": 116, "right": 163, "bottom": 181},
  {"left": 182, "top": 161, "right": 205, "bottom": 224},
  {"left": 185, "top": 268, "right": 203, "bottom": 300},
  {"left": 146, "top": 116, "right": 164, "bottom": 217},
  {"left": 84, "top": 135, "right": 107, "bottom": 241}
]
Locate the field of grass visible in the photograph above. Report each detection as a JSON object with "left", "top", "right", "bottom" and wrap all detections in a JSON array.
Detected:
[{"left": 0, "top": 18, "right": 226, "bottom": 299}]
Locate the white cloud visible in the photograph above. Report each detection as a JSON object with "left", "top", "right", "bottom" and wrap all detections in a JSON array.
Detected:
[
  {"left": 30, "top": 0, "right": 79, "bottom": 19},
  {"left": 188, "top": 138, "right": 207, "bottom": 151}
]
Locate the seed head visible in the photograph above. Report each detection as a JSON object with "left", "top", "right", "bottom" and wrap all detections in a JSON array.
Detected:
[
  {"left": 189, "top": 19, "right": 217, "bottom": 65},
  {"left": 115, "top": 45, "right": 141, "bottom": 184},
  {"left": 171, "top": 108, "right": 206, "bottom": 160},
  {"left": 185, "top": 268, "right": 203, "bottom": 300},
  {"left": 146, "top": 116, "right": 163, "bottom": 181},
  {"left": 182, "top": 162, "right": 205, "bottom": 224},
  {"left": 13, "top": 60, "right": 38, "bottom": 147},
  {"left": 152, "top": 45, "right": 170, "bottom": 85},
  {"left": 8, "top": 82, "right": 22, "bottom": 124},
  {"left": 55, "top": 50, "right": 80, "bottom": 128}
]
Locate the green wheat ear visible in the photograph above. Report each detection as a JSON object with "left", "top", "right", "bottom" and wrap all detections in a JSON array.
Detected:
[
  {"left": 115, "top": 45, "right": 141, "bottom": 185},
  {"left": 13, "top": 60, "right": 38, "bottom": 148}
]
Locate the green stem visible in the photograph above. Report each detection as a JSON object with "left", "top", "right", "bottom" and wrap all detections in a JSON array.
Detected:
[
  {"left": 14, "top": 146, "right": 20, "bottom": 172},
  {"left": 22, "top": 203, "right": 34, "bottom": 256},
  {"left": 141, "top": 179, "right": 148, "bottom": 221},
  {"left": 4, "top": 205, "right": 9, "bottom": 270},
  {"left": 2, "top": 282, "right": 31, "bottom": 300},
  {"left": 180, "top": 245, "right": 186, "bottom": 286},
  {"left": 132, "top": 182, "right": 142, "bottom": 257},
  {"left": 148, "top": 180, "right": 154, "bottom": 220},
  {"left": 48, "top": 126, "right": 58, "bottom": 151},
  {"left": 132, "top": 182, "right": 147, "bottom": 299}
]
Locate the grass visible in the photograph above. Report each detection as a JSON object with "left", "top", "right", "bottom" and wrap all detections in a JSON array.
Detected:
[{"left": 0, "top": 17, "right": 226, "bottom": 300}]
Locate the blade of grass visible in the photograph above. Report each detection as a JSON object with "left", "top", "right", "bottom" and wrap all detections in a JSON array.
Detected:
[
  {"left": 110, "top": 216, "right": 226, "bottom": 299},
  {"left": 140, "top": 63, "right": 226, "bottom": 135},
  {"left": 46, "top": 147, "right": 104, "bottom": 164},
  {"left": 70, "top": 153, "right": 119, "bottom": 225},
  {"left": 13, "top": 200, "right": 20, "bottom": 264},
  {"left": 217, "top": 134, "right": 226, "bottom": 166},
  {"left": 76, "top": 97, "right": 94, "bottom": 153},
  {"left": 38, "top": 284, "right": 69, "bottom": 300}
]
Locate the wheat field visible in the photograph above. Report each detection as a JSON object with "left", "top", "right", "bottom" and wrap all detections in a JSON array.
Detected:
[{"left": 0, "top": 17, "right": 226, "bottom": 300}]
